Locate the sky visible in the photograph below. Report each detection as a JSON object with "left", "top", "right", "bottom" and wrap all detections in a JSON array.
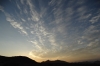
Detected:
[{"left": 0, "top": 0, "right": 100, "bottom": 62}]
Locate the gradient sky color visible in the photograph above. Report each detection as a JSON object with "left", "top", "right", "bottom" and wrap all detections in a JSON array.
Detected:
[{"left": 0, "top": 0, "right": 100, "bottom": 62}]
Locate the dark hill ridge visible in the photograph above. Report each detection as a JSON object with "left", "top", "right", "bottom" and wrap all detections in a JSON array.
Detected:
[
  {"left": 41, "top": 60, "right": 68, "bottom": 64},
  {"left": 0, "top": 55, "right": 38, "bottom": 66},
  {"left": 0, "top": 55, "right": 37, "bottom": 63},
  {"left": 0, "top": 55, "right": 100, "bottom": 66}
]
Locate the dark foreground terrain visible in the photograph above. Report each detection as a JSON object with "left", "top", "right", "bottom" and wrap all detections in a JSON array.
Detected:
[{"left": 0, "top": 55, "right": 100, "bottom": 66}]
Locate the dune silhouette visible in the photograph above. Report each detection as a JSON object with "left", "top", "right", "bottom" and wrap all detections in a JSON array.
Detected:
[{"left": 0, "top": 55, "right": 100, "bottom": 66}]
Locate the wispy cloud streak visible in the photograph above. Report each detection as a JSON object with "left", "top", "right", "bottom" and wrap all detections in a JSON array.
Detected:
[{"left": 0, "top": 0, "right": 100, "bottom": 62}]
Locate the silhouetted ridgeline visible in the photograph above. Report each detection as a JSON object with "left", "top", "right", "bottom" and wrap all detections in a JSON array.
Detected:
[
  {"left": 0, "top": 55, "right": 100, "bottom": 66},
  {"left": 0, "top": 55, "right": 38, "bottom": 66}
]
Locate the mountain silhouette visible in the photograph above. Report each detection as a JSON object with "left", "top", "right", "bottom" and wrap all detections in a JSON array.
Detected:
[
  {"left": 0, "top": 55, "right": 100, "bottom": 66},
  {"left": 41, "top": 60, "right": 68, "bottom": 64},
  {"left": 0, "top": 55, "right": 37, "bottom": 66}
]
